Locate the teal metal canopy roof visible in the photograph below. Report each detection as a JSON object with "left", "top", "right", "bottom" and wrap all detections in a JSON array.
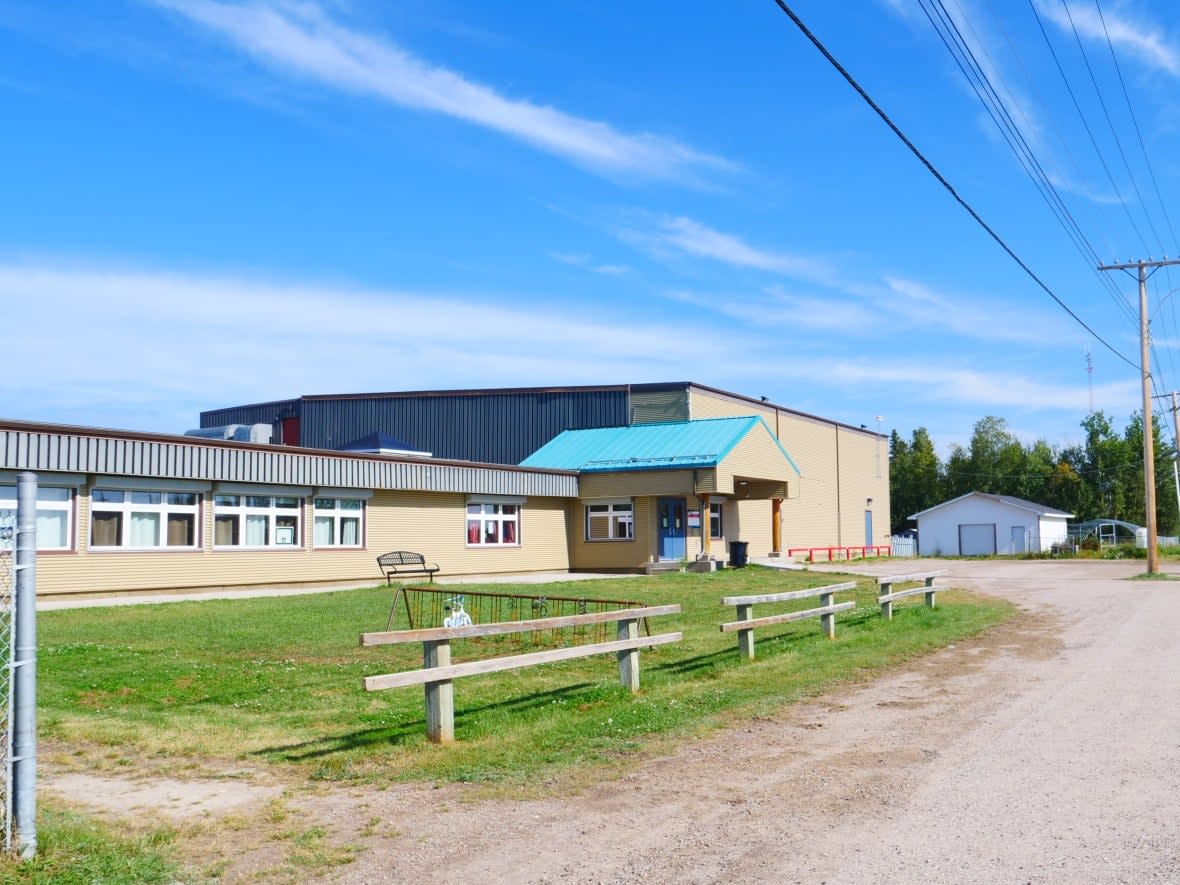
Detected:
[{"left": 520, "top": 417, "right": 800, "bottom": 474}]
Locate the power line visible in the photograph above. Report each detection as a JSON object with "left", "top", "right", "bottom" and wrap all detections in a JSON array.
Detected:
[
  {"left": 1026, "top": 0, "right": 1152, "bottom": 255},
  {"left": 1058, "top": 0, "right": 1166, "bottom": 254},
  {"left": 768, "top": 0, "right": 1139, "bottom": 370},
  {"left": 919, "top": 0, "right": 1136, "bottom": 324},
  {"left": 1093, "top": 0, "right": 1180, "bottom": 250}
]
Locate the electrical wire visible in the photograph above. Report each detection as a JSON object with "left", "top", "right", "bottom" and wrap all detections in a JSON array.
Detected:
[
  {"left": 768, "top": 0, "right": 1140, "bottom": 370},
  {"left": 1057, "top": 0, "right": 1166, "bottom": 254},
  {"left": 1026, "top": 0, "right": 1152, "bottom": 255},
  {"left": 921, "top": 0, "right": 1137, "bottom": 324}
]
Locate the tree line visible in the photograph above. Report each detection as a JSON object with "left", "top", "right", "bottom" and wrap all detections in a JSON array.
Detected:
[{"left": 889, "top": 411, "right": 1180, "bottom": 536}]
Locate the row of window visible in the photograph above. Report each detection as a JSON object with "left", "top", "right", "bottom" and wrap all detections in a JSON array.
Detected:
[
  {"left": 0, "top": 487, "right": 370, "bottom": 551},
  {"left": 3, "top": 486, "right": 727, "bottom": 551},
  {"left": 585, "top": 501, "right": 724, "bottom": 541}
]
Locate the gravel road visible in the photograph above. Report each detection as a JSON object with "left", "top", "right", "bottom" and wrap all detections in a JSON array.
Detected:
[{"left": 308, "top": 559, "right": 1180, "bottom": 884}]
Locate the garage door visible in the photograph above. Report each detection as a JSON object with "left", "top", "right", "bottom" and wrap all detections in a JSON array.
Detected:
[{"left": 959, "top": 523, "right": 996, "bottom": 555}]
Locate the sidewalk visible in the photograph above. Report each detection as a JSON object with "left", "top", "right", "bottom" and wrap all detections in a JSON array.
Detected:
[{"left": 35, "top": 570, "right": 644, "bottom": 611}]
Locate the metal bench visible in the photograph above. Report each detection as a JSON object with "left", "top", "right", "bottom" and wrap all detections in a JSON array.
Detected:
[{"left": 376, "top": 550, "right": 440, "bottom": 584}]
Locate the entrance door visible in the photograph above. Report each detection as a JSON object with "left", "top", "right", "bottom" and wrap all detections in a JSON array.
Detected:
[
  {"left": 657, "top": 497, "right": 686, "bottom": 560},
  {"left": 1010, "top": 525, "right": 1027, "bottom": 554},
  {"left": 864, "top": 509, "right": 873, "bottom": 547},
  {"left": 959, "top": 523, "right": 997, "bottom": 555}
]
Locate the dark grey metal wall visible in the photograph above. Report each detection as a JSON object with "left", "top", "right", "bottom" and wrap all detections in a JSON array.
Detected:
[
  {"left": 299, "top": 390, "right": 629, "bottom": 463},
  {"left": 200, "top": 399, "right": 300, "bottom": 429}
]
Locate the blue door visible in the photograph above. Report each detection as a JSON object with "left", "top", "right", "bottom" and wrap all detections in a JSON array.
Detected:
[
  {"left": 865, "top": 509, "right": 873, "bottom": 547},
  {"left": 658, "top": 497, "right": 686, "bottom": 560}
]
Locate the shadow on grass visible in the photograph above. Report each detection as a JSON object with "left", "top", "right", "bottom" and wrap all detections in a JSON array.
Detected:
[{"left": 253, "top": 681, "right": 597, "bottom": 761}]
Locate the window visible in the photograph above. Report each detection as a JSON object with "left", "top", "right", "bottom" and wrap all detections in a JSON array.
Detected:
[
  {"left": 313, "top": 497, "right": 364, "bottom": 547},
  {"left": 709, "top": 501, "right": 724, "bottom": 539},
  {"left": 466, "top": 502, "right": 520, "bottom": 546},
  {"left": 586, "top": 502, "right": 634, "bottom": 541},
  {"left": 90, "top": 489, "right": 199, "bottom": 549},
  {"left": 0, "top": 486, "right": 74, "bottom": 550},
  {"left": 213, "top": 494, "right": 302, "bottom": 548}
]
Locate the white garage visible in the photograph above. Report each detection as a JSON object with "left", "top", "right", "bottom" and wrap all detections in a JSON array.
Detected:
[{"left": 910, "top": 492, "right": 1073, "bottom": 557}]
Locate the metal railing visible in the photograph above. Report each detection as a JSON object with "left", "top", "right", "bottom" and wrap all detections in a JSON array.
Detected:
[{"left": 385, "top": 585, "right": 650, "bottom": 647}]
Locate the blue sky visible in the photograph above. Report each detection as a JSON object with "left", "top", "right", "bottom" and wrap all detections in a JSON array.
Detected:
[{"left": 3, "top": 1, "right": 1180, "bottom": 455}]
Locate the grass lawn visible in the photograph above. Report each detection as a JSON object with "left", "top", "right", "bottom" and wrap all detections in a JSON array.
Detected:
[{"left": 38, "top": 566, "right": 1012, "bottom": 787}]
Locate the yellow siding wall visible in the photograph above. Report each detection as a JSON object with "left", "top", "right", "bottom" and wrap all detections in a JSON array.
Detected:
[
  {"left": 778, "top": 415, "right": 841, "bottom": 547},
  {"left": 35, "top": 489, "right": 570, "bottom": 598},
  {"left": 569, "top": 497, "right": 657, "bottom": 571},
  {"left": 690, "top": 388, "right": 887, "bottom": 549},
  {"left": 836, "top": 427, "right": 891, "bottom": 548},
  {"left": 579, "top": 471, "right": 701, "bottom": 498},
  {"left": 714, "top": 423, "right": 795, "bottom": 497}
]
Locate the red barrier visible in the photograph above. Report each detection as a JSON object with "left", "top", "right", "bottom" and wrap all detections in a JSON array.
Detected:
[{"left": 786, "top": 545, "right": 891, "bottom": 562}]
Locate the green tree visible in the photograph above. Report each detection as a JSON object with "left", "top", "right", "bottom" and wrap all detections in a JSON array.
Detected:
[{"left": 889, "top": 426, "right": 943, "bottom": 533}]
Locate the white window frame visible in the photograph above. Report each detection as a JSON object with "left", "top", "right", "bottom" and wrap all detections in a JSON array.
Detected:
[
  {"left": 89, "top": 489, "right": 201, "bottom": 550},
  {"left": 709, "top": 501, "right": 724, "bottom": 540},
  {"left": 0, "top": 485, "right": 75, "bottom": 551},
  {"left": 213, "top": 493, "right": 303, "bottom": 549},
  {"left": 585, "top": 501, "right": 634, "bottom": 542},
  {"left": 313, "top": 497, "right": 366, "bottom": 548},
  {"left": 466, "top": 502, "right": 521, "bottom": 547}
]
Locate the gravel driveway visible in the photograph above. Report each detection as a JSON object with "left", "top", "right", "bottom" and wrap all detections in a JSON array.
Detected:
[{"left": 306, "top": 558, "right": 1180, "bottom": 884}]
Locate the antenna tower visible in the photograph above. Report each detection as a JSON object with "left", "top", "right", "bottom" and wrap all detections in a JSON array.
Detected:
[{"left": 1086, "top": 350, "right": 1094, "bottom": 414}]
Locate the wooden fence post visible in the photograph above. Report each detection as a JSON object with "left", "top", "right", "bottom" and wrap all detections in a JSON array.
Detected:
[
  {"left": 617, "top": 618, "right": 640, "bottom": 693},
  {"left": 924, "top": 575, "right": 937, "bottom": 608},
  {"left": 820, "top": 591, "right": 835, "bottom": 639},
  {"left": 879, "top": 580, "right": 893, "bottom": 621},
  {"left": 423, "top": 639, "right": 454, "bottom": 743},
  {"left": 736, "top": 602, "right": 755, "bottom": 661}
]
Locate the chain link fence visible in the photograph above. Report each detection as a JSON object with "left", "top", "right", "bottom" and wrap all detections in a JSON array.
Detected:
[{"left": 0, "top": 510, "right": 15, "bottom": 852}]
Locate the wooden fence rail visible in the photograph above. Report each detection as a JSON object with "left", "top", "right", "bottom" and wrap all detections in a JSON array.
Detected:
[
  {"left": 876, "top": 570, "right": 947, "bottom": 620},
  {"left": 720, "top": 581, "right": 857, "bottom": 660},
  {"left": 359, "top": 604, "right": 682, "bottom": 743}
]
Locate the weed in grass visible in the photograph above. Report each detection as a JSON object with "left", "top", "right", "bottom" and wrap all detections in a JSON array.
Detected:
[
  {"left": 0, "top": 804, "right": 185, "bottom": 885},
  {"left": 265, "top": 799, "right": 291, "bottom": 824}
]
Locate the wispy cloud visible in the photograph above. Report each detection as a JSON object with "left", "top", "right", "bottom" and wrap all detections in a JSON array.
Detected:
[
  {"left": 1037, "top": 1, "right": 1180, "bottom": 77},
  {"left": 883, "top": 276, "right": 1069, "bottom": 344},
  {"left": 149, "top": 0, "right": 732, "bottom": 182},
  {"left": 636, "top": 213, "right": 1072, "bottom": 345},
  {"left": 623, "top": 215, "right": 834, "bottom": 284},
  {"left": 549, "top": 252, "right": 630, "bottom": 276},
  {"left": 768, "top": 355, "right": 1137, "bottom": 414},
  {"left": 0, "top": 261, "right": 745, "bottom": 431}
]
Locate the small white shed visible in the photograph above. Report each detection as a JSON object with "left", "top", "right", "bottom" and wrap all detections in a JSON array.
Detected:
[{"left": 910, "top": 492, "right": 1073, "bottom": 556}]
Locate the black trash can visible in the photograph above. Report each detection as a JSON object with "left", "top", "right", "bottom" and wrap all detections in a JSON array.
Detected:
[{"left": 729, "top": 540, "right": 749, "bottom": 568}]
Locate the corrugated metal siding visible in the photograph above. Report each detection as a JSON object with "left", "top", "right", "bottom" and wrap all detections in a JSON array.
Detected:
[
  {"left": 299, "top": 390, "right": 629, "bottom": 463},
  {"left": 630, "top": 389, "right": 689, "bottom": 424},
  {"left": 0, "top": 429, "right": 577, "bottom": 498},
  {"left": 199, "top": 399, "right": 299, "bottom": 430}
]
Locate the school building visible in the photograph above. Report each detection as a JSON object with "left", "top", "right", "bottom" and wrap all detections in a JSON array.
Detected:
[{"left": 0, "top": 382, "right": 888, "bottom": 598}]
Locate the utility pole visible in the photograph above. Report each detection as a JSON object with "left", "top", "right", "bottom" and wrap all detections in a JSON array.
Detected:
[
  {"left": 1098, "top": 257, "right": 1180, "bottom": 574},
  {"left": 1152, "top": 391, "right": 1180, "bottom": 540}
]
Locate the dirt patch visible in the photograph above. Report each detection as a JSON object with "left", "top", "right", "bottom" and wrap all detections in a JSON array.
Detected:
[{"left": 44, "top": 771, "right": 284, "bottom": 823}]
